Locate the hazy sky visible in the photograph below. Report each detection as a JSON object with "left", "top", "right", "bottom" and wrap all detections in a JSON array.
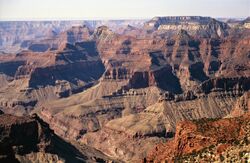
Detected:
[{"left": 0, "top": 0, "right": 249, "bottom": 20}]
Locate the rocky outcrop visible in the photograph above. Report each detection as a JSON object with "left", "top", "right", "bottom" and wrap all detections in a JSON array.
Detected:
[
  {"left": 93, "top": 26, "right": 116, "bottom": 42},
  {"left": 0, "top": 114, "right": 115, "bottom": 162},
  {"left": 144, "top": 112, "right": 250, "bottom": 162}
]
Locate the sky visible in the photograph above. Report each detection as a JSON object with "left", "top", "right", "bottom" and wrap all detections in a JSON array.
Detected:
[{"left": 0, "top": 0, "right": 249, "bottom": 20}]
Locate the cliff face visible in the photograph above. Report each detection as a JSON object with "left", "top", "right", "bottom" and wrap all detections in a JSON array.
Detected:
[
  {"left": 0, "top": 115, "right": 39, "bottom": 157},
  {"left": 0, "top": 30, "right": 105, "bottom": 112},
  {"left": 95, "top": 23, "right": 250, "bottom": 93},
  {"left": 0, "top": 114, "right": 114, "bottom": 162}
]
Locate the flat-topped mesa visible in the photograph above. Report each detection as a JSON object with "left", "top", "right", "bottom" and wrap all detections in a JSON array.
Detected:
[
  {"left": 150, "top": 16, "right": 212, "bottom": 24},
  {"left": 144, "top": 16, "right": 230, "bottom": 37}
]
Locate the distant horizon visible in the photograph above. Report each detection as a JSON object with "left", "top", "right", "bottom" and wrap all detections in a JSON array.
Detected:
[
  {"left": 0, "top": 0, "right": 249, "bottom": 21},
  {"left": 0, "top": 16, "right": 248, "bottom": 22}
]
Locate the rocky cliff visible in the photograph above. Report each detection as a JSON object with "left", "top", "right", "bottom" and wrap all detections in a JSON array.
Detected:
[
  {"left": 144, "top": 112, "right": 250, "bottom": 162},
  {"left": 0, "top": 114, "right": 114, "bottom": 163},
  {"left": 0, "top": 27, "right": 106, "bottom": 114}
]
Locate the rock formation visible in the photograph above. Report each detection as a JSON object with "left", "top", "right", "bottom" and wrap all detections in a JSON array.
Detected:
[
  {"left": 0, "top": 20, "right": 145, "bottom": 53},
  {"left": 144, "top": 112, "right": 250, "bottom": 162},
  {"left": 0, "top": 16, "right": 249, "bottom": 162},
  {"left": 144, "top": 16, "right": 230, "bottom": 37},
  {"left": 0, "top": 114, "right": 114, "bottom": 162}
]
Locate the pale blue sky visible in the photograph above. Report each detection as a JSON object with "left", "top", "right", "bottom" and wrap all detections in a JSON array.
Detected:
[{"left": 0, "top": 0, "right": 249, "bottom": 20}]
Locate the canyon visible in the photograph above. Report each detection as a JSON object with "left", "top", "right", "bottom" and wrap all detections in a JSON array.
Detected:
[{"left": 0, "top": 16, "right": 249, "bottom": 162}]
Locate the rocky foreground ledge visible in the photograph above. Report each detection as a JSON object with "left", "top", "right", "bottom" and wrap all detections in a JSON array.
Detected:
[{"left": 144, "top": 112, "right": 250, "bottom": 162}]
